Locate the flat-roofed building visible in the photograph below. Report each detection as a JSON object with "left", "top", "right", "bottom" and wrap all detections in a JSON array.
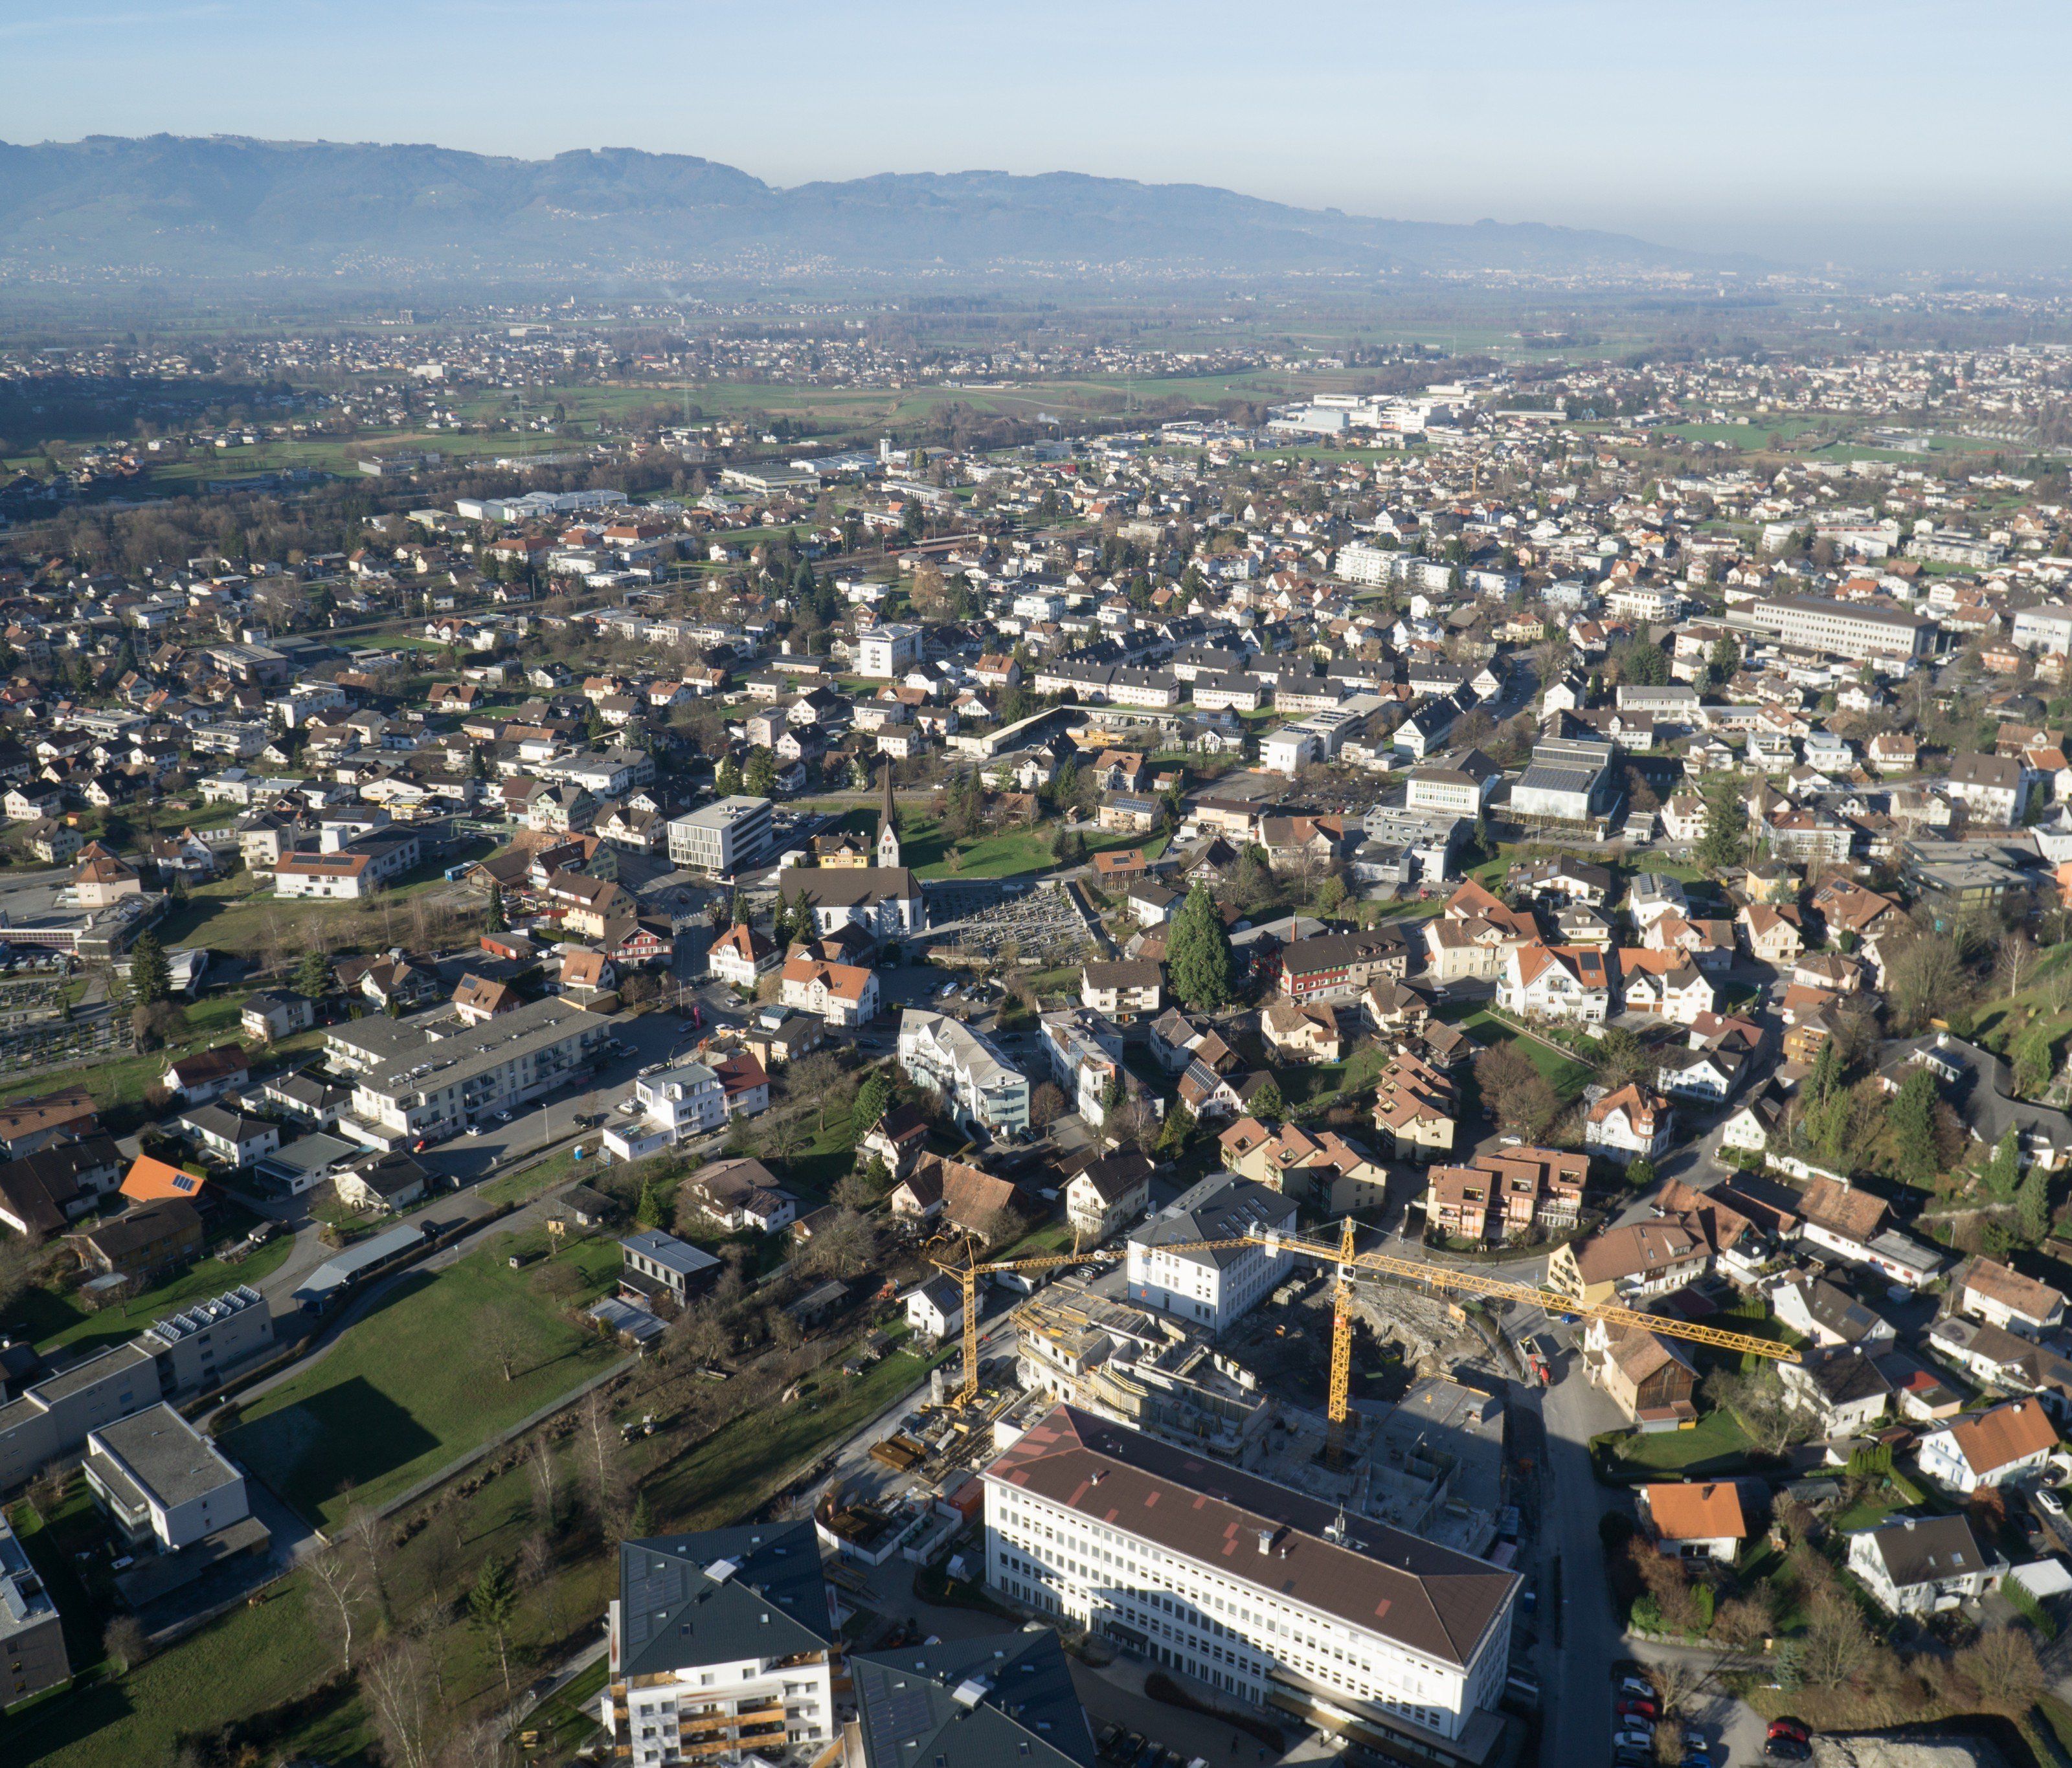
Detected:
[
  {"left": 323, "top": 996, "right": 613, "bottom": 1150},
  {"left": 667, "top": 796, "right": 774, "bottom": 875},
  {"left": 84, "top": 1403, "right": 255, "bottom": 1553},
  {"left": 0, "top": 1511, "right": 69, "bottom": 1708},
  {"left": 1742, "top": 596, "right": 1934, "bottom": 662}
]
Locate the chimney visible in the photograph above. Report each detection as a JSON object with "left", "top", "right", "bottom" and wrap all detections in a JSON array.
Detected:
[{"left": 1256, "top": 1528, "right": 1274, "bottom": 1556}]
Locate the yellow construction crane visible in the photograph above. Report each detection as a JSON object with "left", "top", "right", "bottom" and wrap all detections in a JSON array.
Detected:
[{"left": 932, "top": 1218, "right": 1796, "bottom": 1416}]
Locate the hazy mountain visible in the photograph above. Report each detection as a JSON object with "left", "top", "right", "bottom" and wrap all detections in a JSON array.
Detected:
[{"left": 0, "top": 135, "right": 1718, "bottom": 285}]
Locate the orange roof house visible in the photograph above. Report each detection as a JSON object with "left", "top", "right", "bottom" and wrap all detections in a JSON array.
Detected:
[
  {"left": 120, "top": 1154, "right": 209, "bottom": 1204},
  {"left": 1638, "top": 1482, "right": 1748, "bottom": 1561}
]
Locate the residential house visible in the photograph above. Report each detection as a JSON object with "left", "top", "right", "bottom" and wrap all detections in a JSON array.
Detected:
[
  {"left": 1259, "top": 998, "right": 1344, "bottom": 1064},
  {"left": 1957, "top": 1258, "right": 2067, "bottom": 1340},
  {"left": 1636, "top": 1483, "right": 1747, "bottom": 1563},
  {"left": 1079, "top": 960, "right": 1164, "bottom": 1022},
  {"left": 1549, "top": 1220, "right": 1708, "bottom": 1307},
  {"left": 1584, "top": 1085, "right": 1674, "bottom": 1166},
  {"left": 1918, "top": 1397, "right": 2059, "bottom": 1493},
  {"left": 706, "top": 922, "right": 782, "bottom": 990},
  {"left": 1064, "top": 1150, "right": 1154, "bottom": 1243},
  {"left": 1500, "top": 942, "right": 1613, "bottom": 1024},
  {"left": 1779, "top": 1344, "right": 1893, "bottom": 1438},
  {"left": 1848, "top": 1515, "right": 2003, "bottom": 1615},
  {"left": 1583, "top": 1319, "right": 1700, "bottom": 1429}
]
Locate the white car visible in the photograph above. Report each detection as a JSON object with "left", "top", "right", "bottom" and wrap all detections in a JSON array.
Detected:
[
  {"left": 1614, "top": 1728, "right": 1654, "bottom": 1753},
  {"left": 2040, "top": 1488, "right": 2065, "bottom": 1517},
  {"left": 466, "top": 1125, "right": 482, "bottom": 1137}
]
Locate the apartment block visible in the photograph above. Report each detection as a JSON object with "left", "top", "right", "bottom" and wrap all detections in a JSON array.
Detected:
[{"left": 984, "top": 1407, "right": 1516, "bottom": 1767}]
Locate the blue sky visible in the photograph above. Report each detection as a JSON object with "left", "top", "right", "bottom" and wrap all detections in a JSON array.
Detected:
[{"left": 2, "top": 0, "right": 2065, "bottom": 265}]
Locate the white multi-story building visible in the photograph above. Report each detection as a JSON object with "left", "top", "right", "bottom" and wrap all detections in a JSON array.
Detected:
[
  {"left": 897, "top": 1008, "right": 1031, "bottom": 1138},
  {"left": 2012, "top": 604, "right": 2072, "bottom": 657},
  {"left": 854, "top": 624, "right": 923, "bottom": 678},
  {"left": 599, "top": 1522, "right": 838, "bottom": 1768},
  {"left": 983, "top": 1406, "right": 1516, "bottom": 1764},
  {"left": 273, "top": 831, "right": 422, "bottom": 900},
  {"left": 668, "top": 797, "right": 774, "bottom": 875},
  {"left": 84, "top": 1403, "right": 254, "bottom": 1553},
  {"left": 1333, "top": 541, "right": 1395, "bottom": 587},
  {"left": 603, "top": 1062, "right": 728, "bottom": 1161},
  {"left": 322, "top": 996, "right": 613, "bottom": 1150},
  {"left": 1742, "top": 596, "right": 1934, "bottom": 663},
  {"left": 1038, "top": 1007, "right": 1125, "bottom": 1124},
  {"left": 1124, "top": 1175, "right": 1296, "bottom": 1334}
]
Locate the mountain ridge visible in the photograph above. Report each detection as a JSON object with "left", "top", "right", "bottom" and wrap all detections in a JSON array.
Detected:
[{"left": 0, "top": 133, "right": 1735, "bottom": 284}]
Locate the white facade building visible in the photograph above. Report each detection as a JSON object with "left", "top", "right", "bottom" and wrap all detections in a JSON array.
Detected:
[
  {"left": 602, "top": 1062, "right": 728, "bottom": 1161},
  {"left": 1124, "top": 1175, "right": 1296, "bottom": 1334},
  {"left": 982, "top": 1407, "right": 1516, "bottom": 1763},
  {"left": 855, "top": 624, "right": 923, "bottom": 678},
  {"left": 897, "top": 1008, "right": 1031, "bottom": 1138},
  {"left": 667, "top": 797, "right": 774, "bottom": 875}
]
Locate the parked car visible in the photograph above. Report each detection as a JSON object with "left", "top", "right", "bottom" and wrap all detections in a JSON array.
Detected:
[
  {"left": 1768, "top": 1719, "right": 1810, "bottom": 1743},
  {"left": 1616, "top": 1697, "right": 1659, "bottom": 1721},
  {"left": 2039, "top": 1488, "right": 2065, "bottom": 1517},
  {"left": 1616, "top": 1675, "right": 1655, "bottom": 1700},
  {"left": 1765, "top": 1741, "right": 1811, "bottom": 1763},
  {"left": 1681, "top": 1751, "right": 1717, "bottom": 1768},
  {"left": 1614, "top": 1727, "right": 1654, "bottom": 1754}
]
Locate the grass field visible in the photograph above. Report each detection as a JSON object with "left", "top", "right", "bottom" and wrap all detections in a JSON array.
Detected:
[
  {"left": 1603, "top": 1407, "right": 1753, "bottom": 1475},
  {"left": 1444, "top": 1005, "right": 1595, "bottom": 1100},
  {"left": 12, "top": 1233, "right": 293, "bottom": 1356},
  {"left": 221, "top": 1236, "right": 624, "bottom": 1527}
]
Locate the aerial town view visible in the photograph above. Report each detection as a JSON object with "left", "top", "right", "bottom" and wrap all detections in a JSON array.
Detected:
[{"left": 5, "top": 9, "right": 2072, "bottom": 1768}]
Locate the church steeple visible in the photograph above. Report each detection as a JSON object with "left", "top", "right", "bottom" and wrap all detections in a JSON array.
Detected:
[{"left": 875, "top": 762, "right": 901, "bottom": 869}]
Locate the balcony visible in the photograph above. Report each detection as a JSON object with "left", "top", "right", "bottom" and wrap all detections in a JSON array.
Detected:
[{"left": 679, "top": 1706, "right": 786, "bottom": 1736}]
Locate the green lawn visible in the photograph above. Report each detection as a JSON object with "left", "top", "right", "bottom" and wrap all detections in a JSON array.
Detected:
[
  {"left": 12, "top": 1233, "right": 294, "bottom": 1356},
  {"left": 0, "top": 1548, "right": 341, "bottom": 1768},
  {"left": 221, "top": 1237, "right": 624, "bottom": 1527},
  {"left": 1278, "top": 1044, "right": 1387, "bottom": 1115},
  {"left": 1443, "top": 1006, "right": 1595, "bottom": 1100},
  {"left": 1603, "top": 1407, "right": 1753, "bottom": 1475}
]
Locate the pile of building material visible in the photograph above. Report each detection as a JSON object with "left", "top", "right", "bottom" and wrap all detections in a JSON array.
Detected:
[{"left": 1812, "top": 1738, "right": 2008, "bottom": 1768}]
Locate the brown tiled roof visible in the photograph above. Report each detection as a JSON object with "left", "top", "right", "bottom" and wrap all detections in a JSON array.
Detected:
[
  {"left": 984, "top": 1405, "right": 1516, "bottom": 1668},
  {"left": 1941, "top": 1397, "right": 2059, "bottom": 1476},
  {"left": 1962, "top": 1257, "right": 2065, "bottom": 1323},
  {"left": 1798, "top": 1177, "right": 1889, "bottom": 1243}
]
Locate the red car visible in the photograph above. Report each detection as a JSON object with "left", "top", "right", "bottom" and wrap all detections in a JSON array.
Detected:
[
  {"left": 1768, "top": 1720, "right": 1810, "bottom": 1743},
  {"left": 1617, "top": 1697, "right": 1659, "bottom": 1721}
]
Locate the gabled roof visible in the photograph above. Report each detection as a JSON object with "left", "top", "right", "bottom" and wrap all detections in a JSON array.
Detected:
[
  {"left": 1640, "top": 1481, "right": 1746, "bottom": 1543},
  {"left": 1935, "top": 1396, "right": 2059, "bottom": 1476},
  {"left": 120, "top": 1154, "right": 209, "bottom": 1203}
]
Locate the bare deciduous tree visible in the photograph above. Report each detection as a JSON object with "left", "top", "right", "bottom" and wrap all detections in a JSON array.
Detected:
[
  {"left": 363, "top": 1635, "right": 440, "bottom": 1768},
  {"left": 309, "top": 1544, "right": 369, "bottom": 1674}
]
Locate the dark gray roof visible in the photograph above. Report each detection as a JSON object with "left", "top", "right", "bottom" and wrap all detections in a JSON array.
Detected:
[
  {"left": 1800, "top": 1345, "right": 1893, "bottom": 1407},
  {"left": 1860, "top": 1514, "right": 1990, "bottom": 1589},
  {"left": 850, "top": 1629, "right": 1096, "bottom": 1768},
  {"left": 617, "top": 1521, "right": 832, "bottom": 1677},
  {"left": 1128, "top": 1174, "right": 1294, "bottom": 1271}
]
